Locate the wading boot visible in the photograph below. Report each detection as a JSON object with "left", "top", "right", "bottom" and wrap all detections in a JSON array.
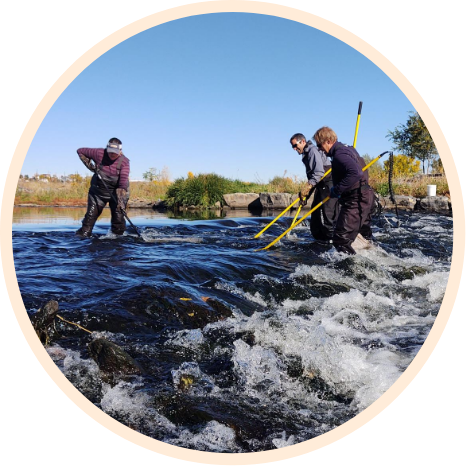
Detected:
[{"left": 75, "top": 227, "right": 92, "bottom": 238}]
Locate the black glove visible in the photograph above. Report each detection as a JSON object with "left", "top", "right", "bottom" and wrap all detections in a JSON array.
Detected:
[
  {"left": 78, "top": 154, "right": 96, "bottom": 172},
  {"left": 116, "top": 188, "right": 128, "bottom": 211}
]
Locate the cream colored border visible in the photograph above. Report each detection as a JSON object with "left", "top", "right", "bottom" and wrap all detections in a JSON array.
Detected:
[{"left": 1, "top": 1, "right": 463, "bottom": 464}]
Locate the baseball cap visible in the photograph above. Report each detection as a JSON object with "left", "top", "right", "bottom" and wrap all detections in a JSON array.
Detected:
[{"left": 107, "top": 142, "right": 122, "bottom": 154}]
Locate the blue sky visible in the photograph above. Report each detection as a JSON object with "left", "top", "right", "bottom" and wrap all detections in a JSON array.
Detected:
[{"left": 23, "top": 13, "right": 414, "bottom": 181}]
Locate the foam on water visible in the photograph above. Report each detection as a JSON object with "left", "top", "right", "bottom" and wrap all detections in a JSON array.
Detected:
[
  {"left": 402, "top": 271, "right": 449, "bottom": 302},
  {"left": 172, "top": 421, "right": 239, "bottom": 452},
  {"left": 17, "top": 211, "right": 452, "bottom": 452}
]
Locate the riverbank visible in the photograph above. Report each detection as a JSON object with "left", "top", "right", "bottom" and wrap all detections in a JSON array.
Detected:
[
  {"left": 15, "top": 193, "right": 451, "bottom": 215},
  {"left": 15, "top": 175, "right": 450, "bottom": 213}
]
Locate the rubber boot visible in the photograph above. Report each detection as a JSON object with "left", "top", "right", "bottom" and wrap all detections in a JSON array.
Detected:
[{"left": 75, "top": 227, "right": 93, "bottom": 238}]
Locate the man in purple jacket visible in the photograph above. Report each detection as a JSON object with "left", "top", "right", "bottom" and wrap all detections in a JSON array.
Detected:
[
  {"left": 313, "top": 127, "right": 374, "bottom": 254},
  {"left": 290, "top": 133, "right": 339, "bottom": 243},
  {"left": 75, "top": 137, "right": 130, "bottom": 238}
]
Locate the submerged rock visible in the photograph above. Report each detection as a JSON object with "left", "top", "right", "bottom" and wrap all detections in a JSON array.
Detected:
[
  {"left": 88, "top": 338, "right": 141, "bottom": 377},
  {"left": 123, "top": 286, "right": 233, "bottom": 331}
]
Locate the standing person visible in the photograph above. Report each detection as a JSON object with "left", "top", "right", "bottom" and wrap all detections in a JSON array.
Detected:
[
  {"left": 76, "top": 138, "right": 130, "bottom": 238},
  {"left": 290, "top": 133, "right": 339, "bottom": 243},
  {"left": 312, "top": 127, "right": 374, "bottom": 255}
]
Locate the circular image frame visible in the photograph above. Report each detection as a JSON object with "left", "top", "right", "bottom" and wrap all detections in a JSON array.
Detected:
[{"left": 1, "top": 0, "right": 466, "bottom": 465}]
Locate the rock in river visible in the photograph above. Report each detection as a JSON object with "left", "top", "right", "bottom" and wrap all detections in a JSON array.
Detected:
[
  {"left": 88, "top": 338, "right": 141, "bottom": 377},
  {"left": 31, "top": 300, "right": 60, "bottom": 345}
]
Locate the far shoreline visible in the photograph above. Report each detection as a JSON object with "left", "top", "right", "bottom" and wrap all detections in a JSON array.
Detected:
[{"left": 13, "top": 192, "right": 452, "bottom": 215}]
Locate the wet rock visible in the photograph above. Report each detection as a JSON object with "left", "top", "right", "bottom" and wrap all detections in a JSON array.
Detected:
[
  {"left": 155, "top": 393, "right": 269, "bottom": 442},
  {"left": 285, "top": 355, "right": 304, "bottom": 378},
  {"left": 390, "top": 266, "right": 429, "bottom": 281},
  {"left": 122, "top": 286, "right": 233, "bottom": 331},
  {"left": 88, "top": 338, "right": 141, "bottom": 376},
  {"left": 31, "top": 300, "right": 60, "bottom": 345},
  {"left": 299, "top": 371, "right": 353, "bottom": 405},
  {"left": 202, "top": 297, "right": 233, "bottom": 318}
]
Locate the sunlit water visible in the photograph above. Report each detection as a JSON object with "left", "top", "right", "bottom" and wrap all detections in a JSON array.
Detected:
[{"left": 13, "top": 207, "right": 452, "bottom": 452}]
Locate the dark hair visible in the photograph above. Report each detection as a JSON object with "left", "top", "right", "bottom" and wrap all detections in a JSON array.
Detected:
[
  {"left": 108, "top": 137, "right": 122, "bottom": 145},
  {"left": 290, "top": 133, "right": 306, "bottom": 144}
]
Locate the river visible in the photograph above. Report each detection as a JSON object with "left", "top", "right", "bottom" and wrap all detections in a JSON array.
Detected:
[{"left": 12, "top": 206, "right": 452, "bottom": 452}]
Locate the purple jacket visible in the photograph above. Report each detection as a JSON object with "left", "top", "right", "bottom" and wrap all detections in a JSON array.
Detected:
[
  {"left": 77, "top": 148, "right": 130, "bottom": 190},
  {"left": 328, "top": 142, "right": 368, "bottom": 197}
]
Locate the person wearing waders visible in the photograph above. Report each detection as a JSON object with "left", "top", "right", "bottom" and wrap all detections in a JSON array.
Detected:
[
  {"left": 312, "top": 127, "right": 374, "bottom": 255},
  {"left": 75, "top": 138, "right": 130, "bottom": 238},
  {"left": 290, "top": 133, "right": 339, "bottom": 244}
]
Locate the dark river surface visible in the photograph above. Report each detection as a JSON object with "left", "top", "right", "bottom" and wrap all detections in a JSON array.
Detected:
[{"left": 13, "top": 207, "right": 453, "bottom": 452}]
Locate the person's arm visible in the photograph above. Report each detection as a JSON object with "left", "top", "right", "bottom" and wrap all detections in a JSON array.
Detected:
[
  {"left": 307, "top": 146, "right": 325, "bottom": 186},
  {"left": 118, "top": 158, "right": 130, "bottom": 190},
  {"left": 76, "top": 148, "right": 104, "bottom": 164}
]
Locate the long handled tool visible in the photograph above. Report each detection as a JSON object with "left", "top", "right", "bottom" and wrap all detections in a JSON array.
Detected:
[
  {"left": 79, "top": 155, "right": 143, "bottom": 239},
  {"left": 289, "top": 167, "right": 330, "bottom": 228},
  {"left": 255, "top": 102, "right": 364, "bottom": 239},
  {"left": 256, "top": 152, "right": 389, "bottom": 251},
  {"left": 288, "top": 101, "right": 364, "bottom": 230},
  {"left": 254, "top": 167, "right": 332, "bottom": 239},
  {"left": 353, "top": 102, "right": 363, "bottom": 148}
]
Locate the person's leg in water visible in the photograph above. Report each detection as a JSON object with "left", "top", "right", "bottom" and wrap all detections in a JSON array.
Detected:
[
  {"left": 332, "top": 195, "right": 360, "bottom": 254},
  {"left": 359, "top": 187, "right": 375, "bottom": 240},
  {"left": 76, "top": 192, "right": 106, "bottom": 237},
  {"left": 109, "top": 191, "right": 128, "bottom": 235}
]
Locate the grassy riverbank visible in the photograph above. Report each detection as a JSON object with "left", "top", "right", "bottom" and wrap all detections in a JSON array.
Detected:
[{"left": 15, "top": 170, "right": 449, "bottom": 207}]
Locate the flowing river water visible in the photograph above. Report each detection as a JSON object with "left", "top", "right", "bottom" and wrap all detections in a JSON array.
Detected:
[{"left": 13, "top": 207, "right": 452, "bottom": 452}]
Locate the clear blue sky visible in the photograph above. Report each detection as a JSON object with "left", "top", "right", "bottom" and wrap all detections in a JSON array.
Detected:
[{"left": 23, "top": 13, "right": 414, "bottom": 181}]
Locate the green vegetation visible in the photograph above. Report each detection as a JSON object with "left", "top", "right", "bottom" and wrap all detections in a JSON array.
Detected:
[
  {"left": 16, "top": 160, "right": 449, "bottom": 208},
  {"left": 165, "top": 173, "right": 305, "bottom": 207},
  {"left": 387, "top": 112, "right": 438, "bottom": 174},
  {"left": 363, "top": 154, "right": 449, "bottom": 197}
]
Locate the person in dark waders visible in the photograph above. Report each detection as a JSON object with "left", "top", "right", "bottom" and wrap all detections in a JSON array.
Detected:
[
  {"left": 75, "top": 138, "right": 130, "bottom": 238},
  {"left": 290, "top": 133, "right": 339, "bottom": 244},
  {"left": 313, "top": 127, "right": 374, "bottom": 255}
]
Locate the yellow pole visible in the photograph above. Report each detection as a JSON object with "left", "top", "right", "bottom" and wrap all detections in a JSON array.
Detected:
[
  {"left": 253, "top": 197, "right": 300, "bottom": 239},
  {"left": 256, "top": 102, "right": 361, "bottom": 239},
  {"left": 256, "top": 152, "right": 388, "bottom": 251},
  {"left": 254, "top": 168, "right": 332, "bottom": 239},
  {"left": 353, "top": 101, "right": 363, "bottom": 148},
  {"left": 290, "top": 204, "right": 302, "bottom": 228},
  {"left": 290, "top": 101, "right": 363, "bottom": 229}
]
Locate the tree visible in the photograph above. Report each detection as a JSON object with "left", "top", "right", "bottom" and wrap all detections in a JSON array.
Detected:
[
  {"left": 143, "top": 166, "right": 171, "bottom": 185},
  {"left": 143, "top": 167, "right": 158, "bottom": 182},
  {"left": 387, "top": 112, "right": 438, "bottom": 174},
  {"left": 383, "top": 154, "right": 421, "bottom": 177}
]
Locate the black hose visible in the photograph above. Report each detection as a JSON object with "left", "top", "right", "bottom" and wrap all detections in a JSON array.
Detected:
[{"left": 388, "top": 151, "right": 400, "bottom": 226}]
